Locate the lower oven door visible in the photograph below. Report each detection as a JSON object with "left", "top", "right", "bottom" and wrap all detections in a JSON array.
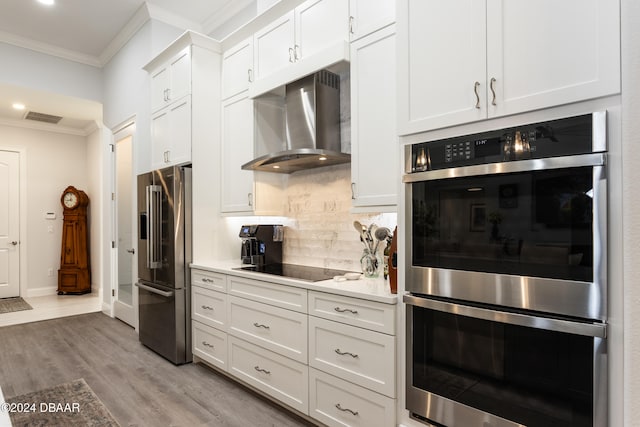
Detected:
[{"left": 404, "top": 295, "right": 607, "bottom": 427}]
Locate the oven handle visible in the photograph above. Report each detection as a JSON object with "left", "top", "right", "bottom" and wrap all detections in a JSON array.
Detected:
[
  {"left": 403, "top": 294, "right": 606, "bottom": 338},
  {"left": 402, "top": 152, "right": 606, "bottom": 183}
]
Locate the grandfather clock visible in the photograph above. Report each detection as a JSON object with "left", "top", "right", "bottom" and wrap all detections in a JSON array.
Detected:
[{"left": 58, "top": 186, "right": 91, "bottom": 295}]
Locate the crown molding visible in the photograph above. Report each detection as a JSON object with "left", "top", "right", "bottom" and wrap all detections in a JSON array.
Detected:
[
  {"left": 83, "top": 121, "right": 100, "bottom": 135},
  {"left": 202, "top": 0, "right": 254, "bottom": 36},
  {"left": 146, "top": 3, "right": 203, "bottom": 33},
  {"left": 0, "top": 30, "right": 101, "bottom": 68},
  {"left": 98, "top": 3, "right": 151, "bottom": 66},
  {"left": 0, "top": 117, "right": 92, "bottom": 136}
]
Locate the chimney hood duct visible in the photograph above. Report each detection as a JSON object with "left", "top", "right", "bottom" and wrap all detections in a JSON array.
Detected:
[{"left": 241, "top": 70, "right": 349, "bottom": 174}]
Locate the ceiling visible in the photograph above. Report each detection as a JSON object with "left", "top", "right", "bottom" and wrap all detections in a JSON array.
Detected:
[{"left": 0, "top": 0, "right": 253, "bottom": 133}]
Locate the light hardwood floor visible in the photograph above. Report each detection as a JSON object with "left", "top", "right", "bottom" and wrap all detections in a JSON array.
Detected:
[{"left": 0, "top": 313, "right": 313, "bottom": 426}]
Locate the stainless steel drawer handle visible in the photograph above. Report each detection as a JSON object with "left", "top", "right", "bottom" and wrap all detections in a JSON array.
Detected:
[
  {"left": 201, "top": 305, "right": 214, "bottom": 311},
  {"left": 253, "top": 323, "right": 270, "bottom": 329},
  {"left": 335, "top": 348, "right": 358, "bottom": 358},
  {"left": 202, "top": 278, "right": 214, "bottom": 283},
  {"left": 334, "top": 307, "right": 358, "bottom": 315},
  {"left": 254, "top": 366, "right": 271, "bottom": 375},
  {"left": 335, "top": 403, "right": 358, "bottom": 416},
  {"left": 490, "top": 77, "right": 497, "bottom": 106},
  {"left": 202, "top": 341, "right": 214, "bottom": 349}
]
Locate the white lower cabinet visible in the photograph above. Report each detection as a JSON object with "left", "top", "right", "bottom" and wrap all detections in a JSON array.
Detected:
[
  {"left": 193, "top": 321, "right": 228, "bottom": 371},
  {"left": 228, "top": 336, "right": 309, "bottom": 414},
  {"left": 309, "top": 368, "right": 396, "bottom": 427},
  {"left": 308, "top": 316, "right": 396, "bottom": 398},
  {"left": 227, "top": 295, "right": 308, "bottom": 363},
  {"left": 191, "top": 269, "right": 397, "bottom": 425}
]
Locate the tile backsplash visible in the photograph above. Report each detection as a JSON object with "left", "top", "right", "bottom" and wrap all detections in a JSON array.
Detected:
[{"left": 282, "top": 163, "right": 397, "bottom": 272}]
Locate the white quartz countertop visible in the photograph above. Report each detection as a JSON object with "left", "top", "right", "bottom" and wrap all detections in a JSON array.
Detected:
[{"left": 190, "top": 260, "right": 399, "bottom": 305}]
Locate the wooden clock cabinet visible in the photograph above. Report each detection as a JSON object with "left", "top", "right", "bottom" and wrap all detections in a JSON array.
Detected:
[{"left": 58, "top": 186, "right": 91, "bottom": 295}]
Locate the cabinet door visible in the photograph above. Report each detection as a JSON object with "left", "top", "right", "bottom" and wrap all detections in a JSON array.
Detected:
[
  {"left": 222, "top": 38, "right": 253, "bottom": 100},
  {"left": 221, "top": 94, "right": 255, "bottom": 213},
  {"left": 151, "top": 108, "right": 170, "bottom": 170},
  {"left": 348, "top": 0, "right": 395, "bottom": 41},
  {"left": 168, "top": 47, "right": 191, "bottom": 105},
  {"left": 150, "top": 66, "right": 170, "bottom": 113},
  {"left": 397, "top": 0, "right": 487, "bottom": 135},
  {"left": 167, "top": 95, "right": 191, "bottom": 166},
  {"left": 486, "top": 0, "right": 620, "bottom": 117},
  {"left": 295, "top": 0, "right": 349, "bottom": 60},
  {"left": 253, "top": 11, "right": 295, "bottom": 80},
  {"left": 351, "top": 25, "right": 398, "bottom": 208}
]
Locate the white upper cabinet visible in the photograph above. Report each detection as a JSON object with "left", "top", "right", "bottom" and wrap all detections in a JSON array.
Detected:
[
  {"left": 150, "top": 46, "right": 191, "bottom": 113},
  {"left": 485, "top": 0, "right": 620, "bottom": 118},
  {"left": 222, "top": 38, "right": 254, "bottom": 100},
  {"left": 251, "top": 0, "right": 349, "bottom": 97},
  {"left": 348, "top": 0, "right": 395, "bottom": 41},
  {"left": 150, "top": 95, "right": 192, "bottom": 170},
  {"left": 351, "top": 25, "right": 398, "bottom": 209},
  {"left": 397, "top": 0, "right": 621, "bottom": 135},
  {"left": 253, "top": 11, "right": 296, "bottom": 81}
]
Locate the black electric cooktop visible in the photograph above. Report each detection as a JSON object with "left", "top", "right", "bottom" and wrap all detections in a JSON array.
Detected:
[{"left": 233, "top": 263, "right": 355, "bottom": 282}]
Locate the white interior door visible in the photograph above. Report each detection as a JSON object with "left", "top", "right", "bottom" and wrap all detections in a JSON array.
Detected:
[
  {"left": 113, "top": 129, "right": 137, "bottom": 327},
  {"left": 0, "top": 151, "right": 20, "bottom": 299}
]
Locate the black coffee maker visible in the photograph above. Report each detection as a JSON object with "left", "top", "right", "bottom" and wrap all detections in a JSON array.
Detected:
[{"left": 239, "top": 225, "right": 284, "bottom": 265}]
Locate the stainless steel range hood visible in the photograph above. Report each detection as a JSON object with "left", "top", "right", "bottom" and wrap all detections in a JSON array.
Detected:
[{"left": 242, "top": 70, "right": 349, "bottom": 174}]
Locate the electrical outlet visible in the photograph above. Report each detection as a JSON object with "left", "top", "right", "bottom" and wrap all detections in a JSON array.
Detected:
[{"left": 47, "top": 268, "right": 53, "bottom": 277}]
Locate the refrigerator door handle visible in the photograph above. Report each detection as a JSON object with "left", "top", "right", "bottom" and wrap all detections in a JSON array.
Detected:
[
  {"left": 135, "top": 282, "right": 174, "bottom": 297},
  {"left": 146, "top": 184, "right": 162, "bottom": 269}
]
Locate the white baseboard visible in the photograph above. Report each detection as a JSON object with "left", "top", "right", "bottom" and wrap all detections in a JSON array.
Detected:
[{"left": 26, "top": 286, "right": 58, "bottom": 298}]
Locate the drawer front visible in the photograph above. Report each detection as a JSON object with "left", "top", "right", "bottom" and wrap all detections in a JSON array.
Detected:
[
  {"left": 192, "top": 286, "right": 227, "bottom": 330},
  {"left": 191, "top": 269, "right": 227, "bottom": 292},
  {"left": 309, "top": 368, "right": 396, "bottom": 427},
  {"left": 193, "top": 321, "right": 228, "bottom": 371},
  {"left": 228, "top": 275, "right": 307, "bottom": 313},
  {"left": 308, "top": 291, "right": 396, "bottom": 335},
  {"left": 228, "top": 336, "right": 308, "bottom": 415},
  {"left": 228, "top": 296, "right": 307, "bottom": 363},
  {"left": 309, "top": 317, "right": 396, "bottom": 398}
]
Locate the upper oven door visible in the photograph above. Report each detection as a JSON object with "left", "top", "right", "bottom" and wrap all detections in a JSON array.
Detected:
[{"left": 403, "top": 153, "right": 607, "bottom": 321}]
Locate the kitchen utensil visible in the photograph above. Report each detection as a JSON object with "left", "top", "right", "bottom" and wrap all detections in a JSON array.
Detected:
[
  {"left": 388, "top": 226, "right": 398, "bottom": 294},
  {"left": 354, "top": 220, "right": 373, "bottom": 251},
  {"left": 373, "top": 227, "right": 391, "bottom": 255}
]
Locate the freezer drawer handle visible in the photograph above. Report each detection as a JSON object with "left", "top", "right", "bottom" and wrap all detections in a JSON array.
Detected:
[
  {"left": 254, "top": 366, "right": 271, "bottom": 375},
  {"left": 135, "top": 282, "right": 174, "bottom": 298}
]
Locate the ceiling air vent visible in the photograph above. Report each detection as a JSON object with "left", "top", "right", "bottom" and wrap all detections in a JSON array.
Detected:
[{"left": 24, "top": 111, "right": 63, "bottom": 124}]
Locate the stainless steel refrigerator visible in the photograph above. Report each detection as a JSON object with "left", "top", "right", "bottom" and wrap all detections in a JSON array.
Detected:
[{"left": 136, "top": 165, "right": 192, "bottom": 364}]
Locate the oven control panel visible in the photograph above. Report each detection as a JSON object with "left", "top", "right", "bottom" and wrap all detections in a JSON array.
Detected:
[{"left": 409, "top": 113, "right": 597, "bottom": 172}]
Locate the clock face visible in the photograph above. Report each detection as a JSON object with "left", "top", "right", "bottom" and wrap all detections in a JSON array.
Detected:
[{"left": 63, "top": 192, "right": 78, "bottom": 208}]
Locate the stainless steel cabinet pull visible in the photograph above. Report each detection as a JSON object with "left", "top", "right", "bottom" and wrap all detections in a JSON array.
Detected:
[
  {"left": 351, "top": 182, "right": 356, "bottom": 200},
  {"left": 202, "top": 278, "right": 214, "bottom": 283},
  {"left": 254, "top": 366, "right": 271, "bottom": 374},
  {"left": 474, "top": 81, "right": 481, "bottom": 109},
  {"left": 248, "top": 68, "right": 253, "bottom": 83},
  {"left": 294, "top": 44, "right": 300, "bottom": 61},
  {"left": 166, "top": 88, "right": 170, "bottom": 101},
  {"left": 490, "top": 77, "right": 497, "bottom": 106},
  {"left": 126, "top": 248, "right": 135, "bottom": 254},
  {"left": 201, "top": 305, "right": 214, "bottom": 311},
  {"left": 202, "top": 341, "right": 214, "bottom": 349},
  {"left": 335, "top": 403, "right": 359, "bottom": 416},
  {"left": 349, "top": 16, "right": 355, "bottom": 34},
  {"left": 334, "top": 307, "right": 358, "bottom": 314},
  {"left": 288, "top": 47, "right": 294, "bottom": 63},
  {"left": 10, "top": 241, "right": 18, "bottom": 246},
  {"left": 248, "top": 193, "right": 253, "bottom": 207},
  {"left": 335, "top": 348, "right": 358, "bottom": 358},
  {"left": 253, "top": 323, "right": 270, "bottom": 329}
]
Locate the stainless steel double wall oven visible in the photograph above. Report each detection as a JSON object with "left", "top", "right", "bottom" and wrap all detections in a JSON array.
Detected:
[{"left": 403, "top": 112, "right": 608, "bottom": 427}]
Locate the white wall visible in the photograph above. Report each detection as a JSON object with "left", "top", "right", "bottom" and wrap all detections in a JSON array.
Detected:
[
  {"left": 0, "top": 43, "right": 102, "bottom": 103},
  {"left": 0, "top": 124, "right": 89, "bottom": 296},
  {"left": 86, "top": 126, "right": 105, "bottom": 301}
]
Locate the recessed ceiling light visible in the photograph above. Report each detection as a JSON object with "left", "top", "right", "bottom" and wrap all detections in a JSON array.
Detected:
[
  {"left": 273, "top": 165, "right": 280, "bottom": 169},
  {"left": 318, "top": 156, "right": 327, "bottom": 161},
  {"left": 12, "top": 103, "right": 26, "bottom": 110},
  {"left": 37, "top": 0, "right": 55, "bottom": 5}
]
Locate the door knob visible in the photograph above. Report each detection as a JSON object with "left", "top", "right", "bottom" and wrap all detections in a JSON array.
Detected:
[
  {"left": 126, "top": 248, "right": 135, "bottom": 254},
  {"left": 10, "top": 241, "right": 17, "bottom": 246}
]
